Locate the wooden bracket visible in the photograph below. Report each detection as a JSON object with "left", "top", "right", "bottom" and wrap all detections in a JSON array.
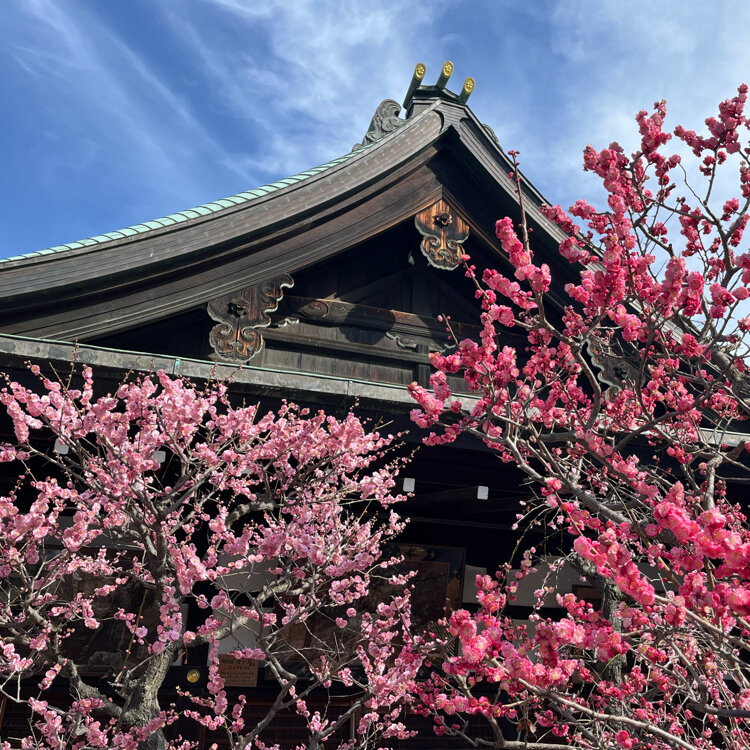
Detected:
[
  {"left": 414, "top": 198, "right": 469, "bottom": 271},
  {"left": 207, "top": 274, "right": 293, "bottom": 362}
]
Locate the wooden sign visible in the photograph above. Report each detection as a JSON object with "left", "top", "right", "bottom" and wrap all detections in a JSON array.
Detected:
[{"left": 218, "top": 655, "right": 259, "bottom": 687}]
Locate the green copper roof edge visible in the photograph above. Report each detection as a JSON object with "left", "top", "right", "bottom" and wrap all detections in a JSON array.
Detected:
[{"left": 1, "top": 144, "right": 372, "bottom": 266}]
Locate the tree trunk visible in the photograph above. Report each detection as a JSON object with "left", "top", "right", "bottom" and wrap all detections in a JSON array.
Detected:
[
  {"left": 600, "top": 578, "right": 624, "bottom": 684},
  {"left": 121, "top": 642, "right": 178, "bottom": 750},
  {"left": 122, "top": 691, "right": 167, "bottom": 750}
]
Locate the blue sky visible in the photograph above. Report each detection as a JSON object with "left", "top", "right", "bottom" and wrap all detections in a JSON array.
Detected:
[{"left": 2, "top": 0, "right": 749, "bottom": 258}]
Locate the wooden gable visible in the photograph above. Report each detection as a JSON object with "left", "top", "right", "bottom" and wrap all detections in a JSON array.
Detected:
[
  {"left": 0, "top": 75, "right": 573, "bottom": 400},
  {"left": 88, "top": 219, "right": 488, "bottom": 390}
]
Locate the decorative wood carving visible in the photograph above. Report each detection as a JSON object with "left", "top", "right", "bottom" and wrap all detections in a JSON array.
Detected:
[
  {"left": 385, "top": 331, "right": 418, "bottom": 351},
  {"left": 482, "top": 123, "right": 500, "bottom": 145},
  {"left": 353, "top": 99, "right": 406, "bottom": 150},
  {"left": 207, "top": 274, "right": 293, "bottom": 362},
  {"left": 384, "top": 331, "right": 454, "bottom": 354},
  {"left": 414, "top": 199, "right": 469, "bottom": 271},
  {"left": 585, "top": 339, "right": 638, "bottom": 395}
]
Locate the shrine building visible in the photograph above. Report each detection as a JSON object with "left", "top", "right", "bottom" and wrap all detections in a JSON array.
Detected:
[{"left": 0, "top": 63, "right": 582, "bottom": 746}]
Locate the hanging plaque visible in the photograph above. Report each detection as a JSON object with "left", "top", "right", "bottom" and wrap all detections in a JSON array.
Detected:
[{"left": 218, "top": 655, "right": 259, "bottom": 687}]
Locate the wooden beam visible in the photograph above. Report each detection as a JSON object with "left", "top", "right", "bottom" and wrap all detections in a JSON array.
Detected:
[{"left": 281, "top": 295, "right": 480, "bottom": 341}]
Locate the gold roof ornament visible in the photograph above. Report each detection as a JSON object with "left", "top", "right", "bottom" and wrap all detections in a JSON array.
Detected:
[
  {"left": 458, "top": 77, "right": 475, "bottom": 104},
  {"left": 435, "top": 61, "right": 454, "bottom": 90},
  {"left": 403, "top": 62, "right": 475, "bottom": 109},
  {"left": 402, "top": 62, "right": 427, "bottom": 107}
]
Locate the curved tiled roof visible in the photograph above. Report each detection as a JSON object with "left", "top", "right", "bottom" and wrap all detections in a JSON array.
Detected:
[
  {"left": 0, "top": 91, "right": 575, "bottom": 345},
  {"left": 1, "top": 149, "right": 363, "bottom": 265}
]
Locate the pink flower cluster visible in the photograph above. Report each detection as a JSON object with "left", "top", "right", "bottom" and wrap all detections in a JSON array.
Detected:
[
  {"left": 0, "top": 367, "right": 422, "bottom": 749},
  {"left": 409, "top": 83, "right": 750, "bottom": 749}
]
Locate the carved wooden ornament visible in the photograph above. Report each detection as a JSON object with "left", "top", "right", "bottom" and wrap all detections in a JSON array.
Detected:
[
  {"left": 207, "top": 274, "right": 293, "bottom": 362},
  {"left": 352, "top": 99, "right": 406, "bottom": 150},
  {"left": 414, "top": 199, "right": 469, "bottom": 271}
]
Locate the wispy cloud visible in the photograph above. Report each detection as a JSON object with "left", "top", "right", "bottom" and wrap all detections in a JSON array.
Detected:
[
  {"left": 468, "top": 0, "right": 750, "bottom": 209},
  {"left": 161, "top": 0, "right": 453, "bottom": 180},
  {"left": 2, "top": 0, "right": 241, "bottom": 251},
  {"left": 3, "top": 0, "right": 750, "bottom": 257}
]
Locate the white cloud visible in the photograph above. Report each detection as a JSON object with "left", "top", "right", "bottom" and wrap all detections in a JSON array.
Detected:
[
  {"left": 5, "top": 0, "right": 750, "bottom": 256},
  {"left": 469, "top": 0, "right": 750, "bottom": 211},
  {"left": 162, "top": 0, "right": 454, "bottom": 180}
]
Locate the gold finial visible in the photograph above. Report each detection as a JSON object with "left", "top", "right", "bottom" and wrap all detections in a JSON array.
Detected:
[
  {"left": 403, "top": 62, "right": 427, "bottom": 107},
  {"left": 436, "top": 60, "right": 454, "bottom": 90},
  {"left": 458, "top": 77, "right": 475, "bottom": 104}
]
